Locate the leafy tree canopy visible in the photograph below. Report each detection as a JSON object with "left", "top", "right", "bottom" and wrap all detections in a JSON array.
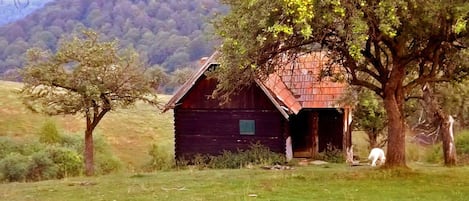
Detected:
[
  {"left": 21, "top": 29, "right": 159, "bottom": 175},
  {"left": 215, "top": 0, "right": 469, "bottom": 167}
]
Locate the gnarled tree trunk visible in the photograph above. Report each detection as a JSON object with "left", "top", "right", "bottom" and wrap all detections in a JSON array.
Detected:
[
  {"left": 422, "top": 85, "right": 457, "bottom": 166},
  {"left": 382, "top": 66, "right": 407, "bottom": 168},
  {"left": 440, "top": 115, "right": 457, "bottom": 166}
]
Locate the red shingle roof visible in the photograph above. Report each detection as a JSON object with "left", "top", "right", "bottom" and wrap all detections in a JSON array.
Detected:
[
  {"left": 164, "top": 51, "right": 348, "bottom": 117},
  {"left": 262, "top": 52, "right": 348, "bottom": 114}
]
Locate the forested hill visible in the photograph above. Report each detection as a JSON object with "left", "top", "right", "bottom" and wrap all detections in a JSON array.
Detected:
[
  {"left": 0, "top": 0, "right": 223, "bottom": 78},
  {"left": 0, "top": 0, "right": 53, "bottom": 26}
]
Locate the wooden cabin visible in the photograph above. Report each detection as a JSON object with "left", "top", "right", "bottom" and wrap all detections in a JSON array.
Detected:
[{"left": 163, "top": 52, "right": 352, "bottom": 160}]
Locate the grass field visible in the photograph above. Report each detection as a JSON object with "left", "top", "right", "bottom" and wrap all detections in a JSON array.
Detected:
[
  {"left": 1, "top": 164, "right": 469, "bottom": 201},
  {"left": 2, "top": 80, "right": 469, "bottom": 200}
]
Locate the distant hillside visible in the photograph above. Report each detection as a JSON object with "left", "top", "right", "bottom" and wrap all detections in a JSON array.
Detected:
[
  {"left": 0, "top": 0, "right": 224, "bottom": 78},
  {"left": 0, "top": 0, "right": 53, "bottom": 26}
]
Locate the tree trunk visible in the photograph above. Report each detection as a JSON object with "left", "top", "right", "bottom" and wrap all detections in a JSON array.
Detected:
[
  {"left": 383, "top": 95, "right": 407, "bottom": 168},
  {"left": 367, "top": 131, "right": 378, "bottom": 149},
  {"left": 422, "top": 84, "right": 457, "bottom": 166},
  {"left": 382, "top": 67, "right": 407, "bottom": 168},
  {"left": 84, "top": 128, "right": 94, "bottom": 176},
  {"left": 440, "top": 115, "right": 457, "bottom": 166}
]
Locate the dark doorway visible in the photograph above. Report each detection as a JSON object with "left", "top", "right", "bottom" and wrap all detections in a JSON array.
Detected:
[{"left": 289, "top": 109, "right": 344, "bottom": 158}]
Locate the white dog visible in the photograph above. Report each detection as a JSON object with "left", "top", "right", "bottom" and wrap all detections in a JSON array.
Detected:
[{"left": 368, "top": 148, "right": 386, "bottom": 166}]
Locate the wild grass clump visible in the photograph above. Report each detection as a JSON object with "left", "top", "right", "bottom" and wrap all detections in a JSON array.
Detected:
[
  {"left": 38, "top": 119, "right": 62, "bottom": 144},
  {"left": 418, "top": 130, "right": 469, "bottom": 164},
  {"left": 178, "top": 143, "right": 285, "bottom": 169},
  {"left": 143, "top": 144, "right": 174, "bottom": 171},
  {"left": 455, "top": 130, "right": 469, "bottom": 164},
  {"left": 316, "top": 143, "right": 344, "bottom": 163},
  {"left": 0, "top": 120, "right": 122, "bottom": 182}
]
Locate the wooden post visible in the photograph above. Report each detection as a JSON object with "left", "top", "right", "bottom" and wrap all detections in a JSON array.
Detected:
[{"left": 311, "top": 111, "right": 319, "bottom": 158}]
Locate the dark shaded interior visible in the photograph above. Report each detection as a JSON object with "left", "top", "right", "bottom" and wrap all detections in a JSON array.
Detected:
[{"left": 290, "top": 109, "right": 344, "bottom": 157}]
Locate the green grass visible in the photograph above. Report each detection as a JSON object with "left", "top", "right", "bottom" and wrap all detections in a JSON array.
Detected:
[
  {"left": 3, "top": 80, "right": 469, "bottom": 200},
  {"left": 1, "top": 164, "right": 469, "bottom": 201},
  {"left": 0, "top": 81, "right": 174, "bottom": 170}
]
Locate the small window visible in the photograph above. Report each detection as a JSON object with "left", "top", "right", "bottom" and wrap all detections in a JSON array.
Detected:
[{"left": 239, "top": 120, "right": 255, "bottom": 135}]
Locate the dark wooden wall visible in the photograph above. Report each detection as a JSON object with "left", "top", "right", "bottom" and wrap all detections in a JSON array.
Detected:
[
  {"left": 174, "top": 109, "right": 285, "bottom": 159},
  {"left": 174, "top": 75, "right": 286, "bottom": 159},
  {"left": 179, "top": 75, "right": 276, "bottom": 110}
]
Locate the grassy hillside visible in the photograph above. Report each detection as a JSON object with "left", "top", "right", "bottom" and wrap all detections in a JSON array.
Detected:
[{"left": 0, "top": 80, "right": 174, "bottom": 170}]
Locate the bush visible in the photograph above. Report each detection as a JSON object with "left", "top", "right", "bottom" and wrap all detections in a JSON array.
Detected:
[
  {"left": 17, "top": 141, "right": 45, "bottom": 156},
  {"left": 0, "top": 153, "right": 30, "bottom": 182},
  {"left": 455, "top": 130, "right": 469, "bottom": 164},
  {"left": 94, "top": 153, "right": 122, "bottom": 175},
  {"left": 45, "top": 147, "right": 83, "bottom": 178},
  {"left": 206, "top": 143, "right": 285, "bottom": 169},
  {"left": 60, "top": 133, "right": 83, "bottom": 153},
  {"left": 60, "top": 132, "right": 121, "bottom": 175},
  {"left": 27, "top": 151, "right": 58, "bottom": 181},
  {"left": 316, "top": 143, "right": 344, "bottom": 163},
  {"left": 456, "top": 130, "right": 469, "bottom": 155},
  {"left": 38, "top": 120, "right": 62, "bottom": 144},
  {"left": 424, "top": 144, "right": 443, "bottom": 164},
  {"left": 144, "top": 144, "right": 174, "bottom": 171},
  {"left": 0, "top": 137, "right": 19, "bottom": 159}
]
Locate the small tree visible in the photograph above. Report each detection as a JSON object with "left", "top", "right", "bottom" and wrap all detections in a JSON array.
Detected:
[
  {"left": 21, "top": 30, "right": 159, "bottom": 176},
  {"left": 346, "top": 87, "right": 387, "bottom": 149}
]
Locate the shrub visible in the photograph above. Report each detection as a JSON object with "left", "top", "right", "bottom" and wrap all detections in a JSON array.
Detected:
[
  {"left": 38, "top": 120, "right": 62, "bottom": 144},
  {"left": 60, "top": 133, "right": 83, "bottom": 153},
  {"left": 144, "top": 144, "right": 174, "bottom": 171},
  {"left": 0, "top": 137, "right": 19, "bottom": 159},
  {"left": 208, "top": 150, "right": 241, "bottom": 169},
  {"left": 424, "top": 144, "right": 443, "bottom": 164},
  {"left": 0, "top": 153, "right": 30, "bottom": 182},
  {"left": 207, "top": 143, "right": 285, "bottom": 169},
  {"left": 456, "top": 130, "right": 469, "bottom": 155},
  {"left": 45, "top": 147, "right": 83, "bottom": 178},
  {"left": 94, "top": 153, "right": 122, "bottom": 175},
  {"left": 455, "top": 130, "right": 469, "bottom": 164},
  {"left": 316, "top": 143, "right": 344, "bottom": 163},
  {"left": 27, "top": 151, "right": 58, "bottom": 181},
  {"left": 17, "top": 141, "right": 45, "bottom": 156}
]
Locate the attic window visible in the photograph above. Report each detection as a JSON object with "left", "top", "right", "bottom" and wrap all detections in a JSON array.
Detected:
[
  {"left": 239, "top": 120, "right": 255, "bottom": 135},
  {"left": 207, "top": 64, "right": 219, "bottom": 72}
]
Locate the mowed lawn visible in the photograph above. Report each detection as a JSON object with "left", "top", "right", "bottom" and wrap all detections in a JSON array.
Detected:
[
  {"left": 2, "top": 80, "right": 469, "bottom": 200},
  {"left": 1, "top": 164, "right": 469, "bottom": 201}
]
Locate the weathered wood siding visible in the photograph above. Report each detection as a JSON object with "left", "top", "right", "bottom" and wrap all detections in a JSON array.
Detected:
[
  {"left": 179, "top": 75, "right": 276, "bottom": 110},
  {"left": 173, "top": 75, "right": 286, "bottom": 159},
  {"left": 174, "top": 109, "right": 285, "bottom": 159}
]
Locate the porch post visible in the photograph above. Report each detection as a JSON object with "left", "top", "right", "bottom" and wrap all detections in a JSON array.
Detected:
[{"left": 311, "top": 111, "right": 319, "bottom": 158}]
